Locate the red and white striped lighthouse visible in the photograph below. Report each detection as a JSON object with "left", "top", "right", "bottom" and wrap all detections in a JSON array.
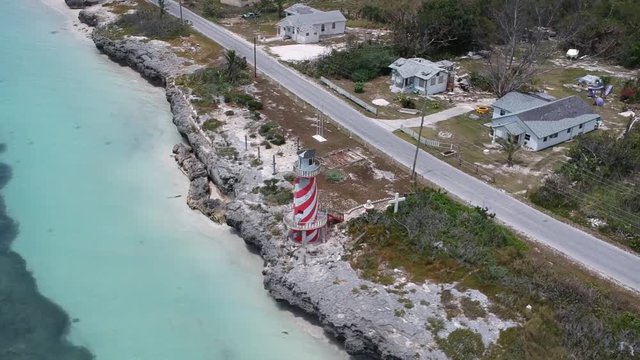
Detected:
[{"left": 283, "top": 149, "right": 327, "bottom": 244}]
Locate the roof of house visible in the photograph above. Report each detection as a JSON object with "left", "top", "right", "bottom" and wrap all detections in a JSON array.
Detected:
[
  {"left": 492, "top": 95, "right": 600, "bottom": 138},
  {"left": 278, "top": 8, "right": 346, "bottom": 27},
  {"left": 284, "top": 3, "right": 319, "bottom": 15},
  {"left": 491, "top": 91, "right": 551, "bottom": 113},
  {"left": 388, "top": 58, "right": 449, "bottom": 80}
]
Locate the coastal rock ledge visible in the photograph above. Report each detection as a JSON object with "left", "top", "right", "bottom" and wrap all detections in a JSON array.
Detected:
[
  {"left": 65, "top": 0, "right": 103, "bottom": 9},
  {"left": 79, "top": 6, "right": 515, "bottom": 359}
]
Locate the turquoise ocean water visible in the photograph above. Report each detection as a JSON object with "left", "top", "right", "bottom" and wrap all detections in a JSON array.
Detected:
[{"left": 0, "top": 1, "right": 346, "bottom": 359}]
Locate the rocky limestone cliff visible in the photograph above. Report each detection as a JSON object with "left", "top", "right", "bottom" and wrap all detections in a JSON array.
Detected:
[
  {"left": 65, "top": 0, "right": 102, "bottom": 9},
  {"left": 78, "top": 8, "right": 516, "bottom": 359}
]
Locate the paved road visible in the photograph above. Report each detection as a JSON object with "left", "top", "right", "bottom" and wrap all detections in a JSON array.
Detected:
[{"left": 160, "top": 1, "right": 640, "bottom": 292}]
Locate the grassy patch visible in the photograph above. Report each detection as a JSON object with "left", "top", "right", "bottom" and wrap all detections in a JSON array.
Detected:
[
  {"left": 253, "top": 179, "right": 292, "bottom": 205},
  {"left": 114, "top": 3, "right": 190, "bottom": 40},
  {"left": 202, "top": 118, "right": 223, "bottom": 131},
  {"left": 324, "top": 169, "right": 347, "bottom": 183},
  {"left": 258, "top": 121, "right": 286, "bottom": 146},
  {"left": 460, "top": 297, "right": 487, "bottom": 320},
  {"left": 426, "top": 316, "right": 445, "bottom": 335},
  {"left": 104, "top": 2, "right": 135, "bottom": 15},
  {"left": 437, "top": 329, "right": 485, "bottom": 360}
]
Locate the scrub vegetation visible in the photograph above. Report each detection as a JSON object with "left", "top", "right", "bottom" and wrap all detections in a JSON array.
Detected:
[
  {"left": 531, "top": 125, "right": 640, "bottom": 251},
  {"left": 348, "top": 188, "right": 640, "bottom": 359},
  {"left": 114, "top": 3, "right": 189, "bottom": 40}
]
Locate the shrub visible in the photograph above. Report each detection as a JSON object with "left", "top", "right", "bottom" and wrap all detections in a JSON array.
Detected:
[
  {"left": 224, "top": 110, "right": 235, "bottom": 116},
  {"left": 437, "top": 329, "right": 484, "bottom": 360},
  {"left": 360, "top": 5, "right": 390, "bottom": 24},
  {"left": 181, "top": 68, "right": 232, "bottom": 106},
  {"left": 258, "top": 179, "right": 293, "bottom": 205},
  {"left": 314, "top": 43, "right": 396, "bottom": 82},
  {"left": 247, "top": 99, "right": 263, "bottom": 111},
  {"left": 202, "top": 118, "right": 223, "bottom": 131},
  {"left": 115, "top": 4, "right": 189, "bottom": 40},
  {"left": 470, "top": 72, "right": 492, "bottom": 92},
  {"left": 325, "top": 169, "right": 347, "bottom": 183},
  {"left": 620, "top": 87, "right": 638, "bottom": 102},
  {"left": 354, "top": 82, "right": 365, "bottom": 93},
  {"left": 426, "top": 316, "right": 445, "bottom": 335},
  {"left": 460, "top": 297, "right": 487, "bottom": 320},
  {"left": 269, "top": 133, "right": 286, "bottom": 146},
  {"left": 202, "top": 0, "right": 220, "bottom": 19},
  {"left": 396, "top": 93, "right": 416, "bottom": 109}
]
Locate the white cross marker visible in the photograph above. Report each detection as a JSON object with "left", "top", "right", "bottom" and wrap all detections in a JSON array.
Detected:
[{"left": 388, "top": 192, "right": 406, "bottom": 214}]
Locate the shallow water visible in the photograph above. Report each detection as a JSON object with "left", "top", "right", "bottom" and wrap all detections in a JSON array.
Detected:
[{"left": 0, "top": 1, "right": 346, "bottom": 359}]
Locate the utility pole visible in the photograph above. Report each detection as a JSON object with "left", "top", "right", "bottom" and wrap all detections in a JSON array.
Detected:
[
  {"left": 179, "top": 0, "right": 183, "bottom": 23},
  {"left": 410, "top": 103, "right": 428, "bottom": 182},
  {"left": 253, "top": 37, "right": 257, "bottom": 78}
]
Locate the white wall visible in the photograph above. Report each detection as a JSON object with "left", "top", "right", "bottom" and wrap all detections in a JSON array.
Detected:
[
  {"left": 426, "top": 74, "right": 448, "bottom": 95},
  {"left": 295, "top": 30, "right": 319, "bottom": 44},
  {"left": 528, "top": 118, "right": 599, "bottom": 151}
]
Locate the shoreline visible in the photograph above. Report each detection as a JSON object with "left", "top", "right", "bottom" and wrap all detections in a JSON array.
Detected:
[{"left": 68, "top": 2, "right": 516, "bottom": 359}]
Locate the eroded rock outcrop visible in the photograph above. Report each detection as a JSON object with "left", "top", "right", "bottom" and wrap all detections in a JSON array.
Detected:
[{"left": 65, "top": 0, "right": 102, "bottom": 9}]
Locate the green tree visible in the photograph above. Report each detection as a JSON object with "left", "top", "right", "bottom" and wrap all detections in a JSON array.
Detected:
[
  {"left": 224, "top": 50, "right": 247, "bottom": 84},
  {"left": 274, "top": 0, "right": 285, "bottom": 17},
  {"left": 390, "top": 0, "right": 479, "bottom": 57},
  {"left": 202, "top": 0, "right": 219, "bottom": 19},
  {"left": 497, "top": 137, "right": 521, "bottom": 167}
]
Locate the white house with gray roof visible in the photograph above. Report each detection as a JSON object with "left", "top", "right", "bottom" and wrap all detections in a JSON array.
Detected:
[
  {"left": 389, "top": 58, "right": 452, "bottom": 95},
  {"left": 277, "top": 4, "right": 346, "bottom": 44},
  {"left": 491, "top": 92, "right": 601, "bottom": 151}
]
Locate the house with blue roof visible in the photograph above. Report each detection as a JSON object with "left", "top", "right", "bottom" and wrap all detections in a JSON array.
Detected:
[
  {"left": 389, "top": 58, "right": 452, "bottom": 95},
  {"left": 491, "top": 92, "right": 601, "bottom": 151}
]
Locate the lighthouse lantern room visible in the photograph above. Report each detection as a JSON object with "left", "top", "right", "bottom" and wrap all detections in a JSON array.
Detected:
[{"left": 283, "top": 149, "right": 328, "bottom": 244}]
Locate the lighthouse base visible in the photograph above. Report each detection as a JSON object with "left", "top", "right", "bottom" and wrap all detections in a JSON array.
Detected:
[{"left": 288, "top": 227, "right": 327, "bottom": 244}]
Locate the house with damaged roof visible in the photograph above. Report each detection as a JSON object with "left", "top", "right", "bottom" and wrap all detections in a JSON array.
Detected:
[
  {"left": 389, "top": 58, "right": 453, "bottom": 95},
  {"left": 277, "top": 4, "right": 346, "bottom": 44},
  {"left": 491, "top": 92, "right": 601, "bottom": 151}
]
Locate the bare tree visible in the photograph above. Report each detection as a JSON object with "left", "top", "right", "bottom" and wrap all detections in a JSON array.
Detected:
[
  {"left": 389, "top": 3, "right": 459, "bottom": 57},
  {"left": 485, "top": 0, "right": 553, "bottom": 97}
]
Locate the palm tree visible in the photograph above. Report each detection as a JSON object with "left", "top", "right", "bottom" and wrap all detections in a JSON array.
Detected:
[
  {"left": 224, "top": 50, "right": 247, "bottom": 84},
  {"left": 497, "top": 138, "right": 521, "bottom": 167}
]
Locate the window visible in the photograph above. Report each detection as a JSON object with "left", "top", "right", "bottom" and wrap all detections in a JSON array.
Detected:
[
  {"left": 543, "top": 137, "right": 548, "bottom": 142},
  {"left": 321, "top": 24, "right": 325, "bottom": 32},
  {"left": 500, "top": 109, "right": 506, "bottom": 116},
  {"left": 332, "top": 22, "right": 336, "bottom": 29},
  {"left": 524, "top": 134, "right": 531, "bottom": 141},
  {"left": 430, "top": 77, "right": 436, "bottom": 86},
  {"left": 579, "top": 123, "right": 583, "bottom": 129},
  {"left": 550, "top": 133, "right": 558, "bottom": 139},
  {"left": 438, "top": 75, "right": 444, "bottom": 84},
  {"left": 418, "top": 78, "right": 426, "bottom": 88},
  {"left": 306, "top": 33, "right": 309, "bottom": 36},
  {"left": 567, "top": 128, "right": 571, "bottom": 133}
]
